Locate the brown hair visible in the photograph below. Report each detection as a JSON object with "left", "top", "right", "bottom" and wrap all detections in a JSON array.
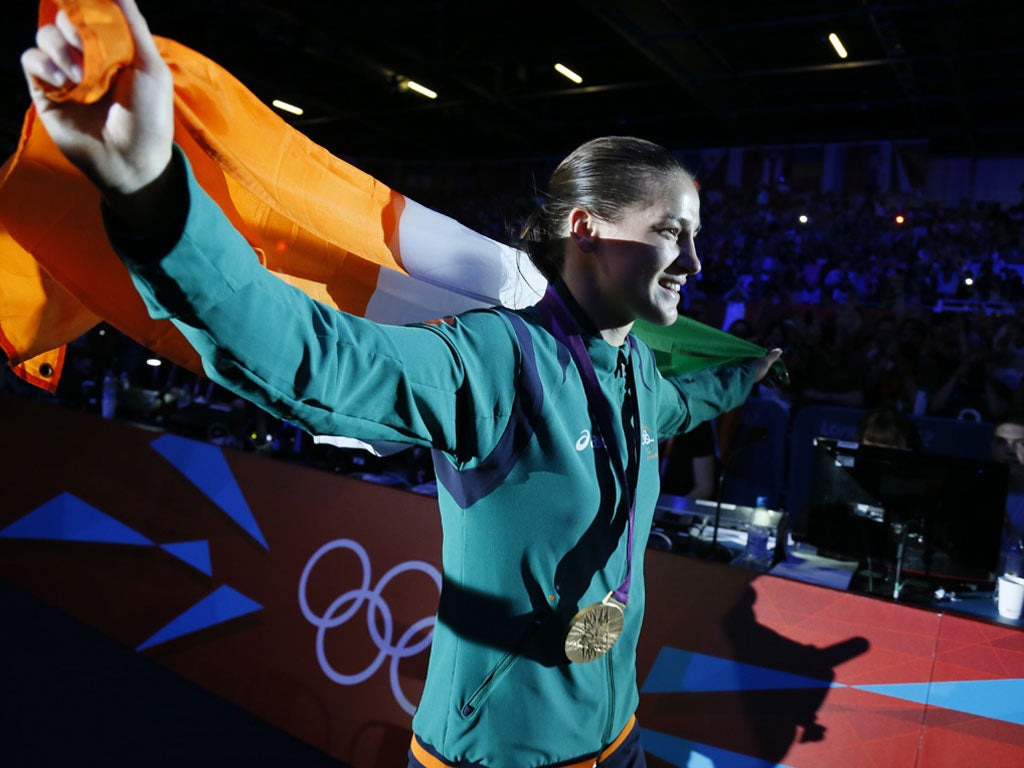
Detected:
[{"left": 517, "top": 136, "right": 693, "bottom": 281}]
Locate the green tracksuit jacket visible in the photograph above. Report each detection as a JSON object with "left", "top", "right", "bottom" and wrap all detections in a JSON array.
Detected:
[{"left": 108, "top": 151, "right": 760, "bottom": 768}]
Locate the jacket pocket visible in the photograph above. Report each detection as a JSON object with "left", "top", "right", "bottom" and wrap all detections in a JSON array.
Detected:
[
  {"left": 459, "top": 616, "right": 543, "bottom": 717},
  {"left": 459, "top": 647, "right": 522, "bottom": 717}
]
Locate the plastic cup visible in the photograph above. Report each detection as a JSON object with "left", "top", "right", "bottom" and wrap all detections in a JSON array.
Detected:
[{"left": 997, "top": 574, "right": 1024, "bottom": 620}]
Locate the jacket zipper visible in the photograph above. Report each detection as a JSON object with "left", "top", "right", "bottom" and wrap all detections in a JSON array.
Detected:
[{"left": 593, "top": 652, "right": 617, "bottom": 765}]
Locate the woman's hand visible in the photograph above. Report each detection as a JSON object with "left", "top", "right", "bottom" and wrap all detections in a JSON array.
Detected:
[
  {"left": 20, "top": 0, "right": 174, "bottom": 215},
  {"left": 753, "top": 348, "right": 784, "bottom": 384}
]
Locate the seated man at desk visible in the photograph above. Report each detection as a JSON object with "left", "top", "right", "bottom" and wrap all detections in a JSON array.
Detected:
[{"left": 992, "top": 411, "right": 1024, "bottom": 575}]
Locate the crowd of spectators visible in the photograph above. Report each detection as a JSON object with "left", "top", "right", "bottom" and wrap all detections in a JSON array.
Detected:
[{"left": 3, "top": 172, "right": 1024, "bottom": 493}]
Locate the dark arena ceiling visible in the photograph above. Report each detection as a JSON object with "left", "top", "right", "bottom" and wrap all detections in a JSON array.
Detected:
[{"left": 2, "top": 0, "right": 1023, "bottom": 164}]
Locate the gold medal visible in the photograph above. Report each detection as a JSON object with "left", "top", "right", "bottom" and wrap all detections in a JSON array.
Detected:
[{"left": 564, "top": 592, "right": 626, "bottom": 663}]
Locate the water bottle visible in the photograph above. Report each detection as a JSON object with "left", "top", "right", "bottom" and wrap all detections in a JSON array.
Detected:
[{"left": 738, "top": 495, "right": 772, "bottom": 570}]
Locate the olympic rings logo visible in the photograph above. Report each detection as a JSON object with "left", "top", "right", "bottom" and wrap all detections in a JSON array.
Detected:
[{"left": 298, "top": 539, "right": 442, "bottom": 715}]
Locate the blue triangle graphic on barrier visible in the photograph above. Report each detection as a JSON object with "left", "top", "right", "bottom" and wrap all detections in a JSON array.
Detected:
[
  {"left": 854, "top": 678, "right": 1024, "bottom": 726},
  {"left": 641, "top": 647, "right": 839, "bottom": 694},
  {"left": 160, "top": 540, "right": 212, "bottom": 576},
  {"left": 640, "top": 727, "right": 796, "bottom": 768},
  {"left": 0, "top": 492, "right": 153, "bottom": 546},
  {"left": 150, "top": 434, "right": 267, "bottom": 549},
  {"left": 137, "top": 585, "right": 262, "bottom": 651}
]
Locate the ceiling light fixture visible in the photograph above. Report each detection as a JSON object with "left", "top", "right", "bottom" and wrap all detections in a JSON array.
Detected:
[
  {"left": 402, "top": 80, "right": 438, "bottom": 99},
  {"left": 828, "top": 32, "right": 848, "bottom": 59},
  {"left": 272, "top": 99, "right": 304, "bottom": 116},
  {"left": 554, "top": 63, "right": 583, "bottom": 84}
]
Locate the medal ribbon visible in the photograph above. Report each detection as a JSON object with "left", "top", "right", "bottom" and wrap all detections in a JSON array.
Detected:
[{"left": 538, "top": 285, "right": 640, "bottom": 605}]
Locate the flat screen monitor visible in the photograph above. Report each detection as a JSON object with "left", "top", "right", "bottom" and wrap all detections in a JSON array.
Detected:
[{"left": 803, "top": 437, "right": 1008, "bottom": 584}]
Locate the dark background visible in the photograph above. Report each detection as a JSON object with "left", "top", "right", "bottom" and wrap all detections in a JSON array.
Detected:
[{"left": 2, "top": 0, "right": 1022, "bottom": 165}]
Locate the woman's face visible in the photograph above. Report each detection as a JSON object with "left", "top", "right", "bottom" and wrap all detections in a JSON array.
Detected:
[{"left": 587, "top": 174, "right": 701, "bottom": 327}]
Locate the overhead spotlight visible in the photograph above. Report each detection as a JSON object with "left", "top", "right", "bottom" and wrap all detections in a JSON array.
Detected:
[
  {"left": 828, "top": 32, "right": 848, "bottom": 59},
  {"left": 146, "top": 358, "right": 162, "bottom": 367},
  {"left": 798, "top": 214, "right": 809, "bottom": 224},
  {"left": 964, "top": 276, "right": 975, "bottom": 287},
  {"left": 401, "top": 79, "right": 438, "bottom": 99},
  {"left": 272, "top": 99, "right": 304, "bottom": 116},
  {"left": 894, "top": 214, "right": 906, "bottom": 225},
  {"left": 554, "top": 63, "right": 583, "bottom": 84}
]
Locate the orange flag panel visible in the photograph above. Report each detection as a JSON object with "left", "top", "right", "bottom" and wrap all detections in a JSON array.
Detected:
[{"left": 1, "top": 0, "right": 411, "bottom": 392}]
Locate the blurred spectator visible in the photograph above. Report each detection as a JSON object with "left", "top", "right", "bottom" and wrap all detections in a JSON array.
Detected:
[
  {"left": 856, "top": 406, "right": 921, "bottom": 451},
  {"left": 798, "top": 315, "right": 865, "bottom": 407},
  {"left": 862, "top": 314, "right": 919, "bottom": 412},
  {"left": 923, "top": 313, "right": 1005, "bottom": 421},
  {"left": 991, "top": 313, "right": 1024, "bottom": 394}
]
